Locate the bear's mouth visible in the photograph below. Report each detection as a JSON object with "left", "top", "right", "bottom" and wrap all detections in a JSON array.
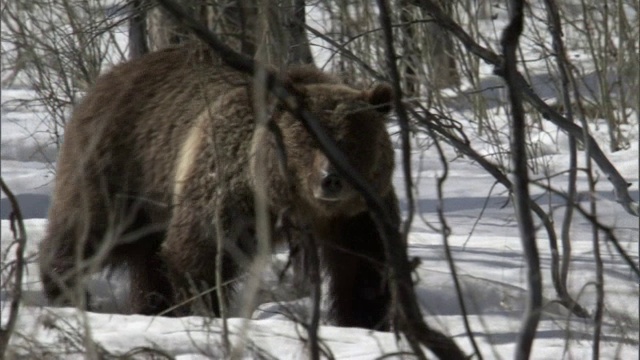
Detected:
[
  {"left": 310, "top": 184, "right": 367, "bottom": 218},
  {"left": 312, "top": 184, "right": 358, "bottom": 203},
  {"left": 313, "top": 190, "right": 345, "bottom": 202}
]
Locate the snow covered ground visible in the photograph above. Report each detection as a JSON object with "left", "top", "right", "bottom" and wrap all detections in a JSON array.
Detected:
[
  {"left": 2, "top": 4, "right": 639, "bottom": 359},
  {"left": 2, "top": 83, "right": 637, "bottom": 358}
]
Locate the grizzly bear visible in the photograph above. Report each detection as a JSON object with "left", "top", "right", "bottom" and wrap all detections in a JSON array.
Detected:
[{"left": 39, "top": 43, "right": 399, "bottom": 330}]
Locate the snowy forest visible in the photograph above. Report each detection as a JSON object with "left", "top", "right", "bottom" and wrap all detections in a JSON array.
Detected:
[{"left": 1, "top": 0, "right": 638, "bottom": 359}]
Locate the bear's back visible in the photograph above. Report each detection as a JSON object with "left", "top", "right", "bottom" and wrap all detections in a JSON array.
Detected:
[
  {"left": 59, "top": 44, "right": 251, "bottom": 203},
  {"left": 57, "top": 43, "right": 346, "bottom": 212}
]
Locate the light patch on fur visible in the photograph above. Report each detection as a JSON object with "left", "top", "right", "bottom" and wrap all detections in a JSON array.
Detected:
[
  {"left": 248, "top": 125, "right": 269, "bottom": 185},
  {"left": 173, "top": 109, "right": 209, "bottom": 205}
]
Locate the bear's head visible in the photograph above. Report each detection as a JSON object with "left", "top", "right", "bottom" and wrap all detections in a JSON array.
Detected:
[{"left": 252, "top": 81, "right": 395, "bottom": 220}]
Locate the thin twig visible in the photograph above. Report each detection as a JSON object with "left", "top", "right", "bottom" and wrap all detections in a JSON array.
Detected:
[
  {"left": 373, "top": 0, "right": 415, "bottom": 269},
  {"left": 0, "top": 177, "right": 27, "bottom": 356},
  {"left": 214, "top": 203, "right": 231, "bottom": 355},
  {"left": 301, "top": 231, "right": 321, "bottom": 360},
  {"left": 588, "top": 154, "right": 605, "bottom": 360},
  {"left": 541, "top": 0, "right": 578, "bottom": 296},
  {"left": 422, "top": 118, "right": 484, "bottom": 359},
  {"left": 304, "top": 24, "right": 384, "bottom": 80},
  {"left": 529, "top": 182, "right": 640, "bottom": 279}
]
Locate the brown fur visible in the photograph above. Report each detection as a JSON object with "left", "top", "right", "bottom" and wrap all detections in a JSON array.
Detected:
[{"left": 39, "top": 43, "right": 398, "bottom": 330}]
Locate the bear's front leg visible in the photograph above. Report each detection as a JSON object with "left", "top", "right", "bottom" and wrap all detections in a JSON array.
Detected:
[
  {"left": 161, "top": 198, "right": 225, "bottom": 316},
  {"left": 161, "top": 192, "right": 256, "bottom": 317},
  {"left": 321, "top": 211, "right": 392, "bottom": 331}
]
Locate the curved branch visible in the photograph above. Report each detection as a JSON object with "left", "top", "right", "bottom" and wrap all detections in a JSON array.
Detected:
[
  {"left": 0, "top": 177, "right": 27, "bottom": 356},
  {"left": 500, "top": 3, "right": 543, "bottom": 358}
]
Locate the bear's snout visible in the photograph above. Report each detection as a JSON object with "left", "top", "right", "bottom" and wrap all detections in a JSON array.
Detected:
[
  {"left": 311, "top": 151, "right": 358, "bottom": 203},
  {"left": 317, "top": 171, "right": 344, "bottom": 201}
]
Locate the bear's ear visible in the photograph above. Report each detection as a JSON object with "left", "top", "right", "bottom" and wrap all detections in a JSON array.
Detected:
[{"left": 366, "top": 83, "right": 393, "bottom": 114}]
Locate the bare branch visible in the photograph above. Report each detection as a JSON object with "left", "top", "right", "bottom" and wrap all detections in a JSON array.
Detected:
[
  {"left": 374, "top": 0, "right": 415, "bottom": 262},
  {"left": 0, "top": 177, "right": 27, "bottom": 356},
  {"left": 420, "top": 115, "right": 484, "bottom": 359},
  {"left": 500, "top": 2, "right": 543, "bottom": 359},
  {"left": 300, "top": 231, "right": 321, "bottom": 360},
  {"left": 375, "top": 0, "right": 466, "bottom": 358},
  {"left": 541, "top": 0, "right": 578, "bottom": 293},
  {"left": 529, "top": 182, "right": 640, "bottom": 279}
]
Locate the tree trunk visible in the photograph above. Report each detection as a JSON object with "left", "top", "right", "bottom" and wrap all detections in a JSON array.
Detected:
[
  {"left": 424, "top": 0, "right": 460, "bottom": 89},
  {"left": 288, "top": 0, "right": 315, "bottom": 65},
  {"left": 399, "top": 0, "right": 421, "bottom": 98},
  {"left": 129, "top": 0, "right": 149, "bottom": 59},
  {"left": 146, "top": 0, "right": 314, "bottom": 67},
  {"left": 147, "top": 0, "right": 208, "bottom": 51}
]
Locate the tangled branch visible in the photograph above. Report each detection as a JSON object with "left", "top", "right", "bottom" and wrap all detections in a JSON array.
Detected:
[{"left": 412, "top": 0, "right": 639, "bottom": 217}]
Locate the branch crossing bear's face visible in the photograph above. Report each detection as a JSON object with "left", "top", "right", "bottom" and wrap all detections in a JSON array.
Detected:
[{"left": 278, "top": 83, "right": 394, "bottom": 219}]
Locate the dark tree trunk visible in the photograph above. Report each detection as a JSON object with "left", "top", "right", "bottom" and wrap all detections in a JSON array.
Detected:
[
  {"left": 147, "top": 0, "right": 210, "bottom": 51},
  {"left": 288, "top": 0, "right": 315, "bottom": 65},
  {"left": 147, "top": 0, "right": 314, "bottom": 66},
  {"left": 399, "top": 0, "right": 420, "bottom": 98},
  {"left": 424, "top": 0, "right": 460, "bottom": 89},
  {"left": 129, "top": 0, "right": 149, "bottom": 59}
]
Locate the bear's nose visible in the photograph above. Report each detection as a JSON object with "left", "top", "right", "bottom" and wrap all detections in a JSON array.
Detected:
[{"left": 321, "top": 173, "right": 343, "bottom": 198}]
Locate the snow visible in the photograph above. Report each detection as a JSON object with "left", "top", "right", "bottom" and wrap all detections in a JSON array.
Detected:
[
  {"left": 1, "top": 5, "right": 639, "bottom": 360},
  {"left": 2, "top": 100, "right": 637, "bottom": 359}
]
